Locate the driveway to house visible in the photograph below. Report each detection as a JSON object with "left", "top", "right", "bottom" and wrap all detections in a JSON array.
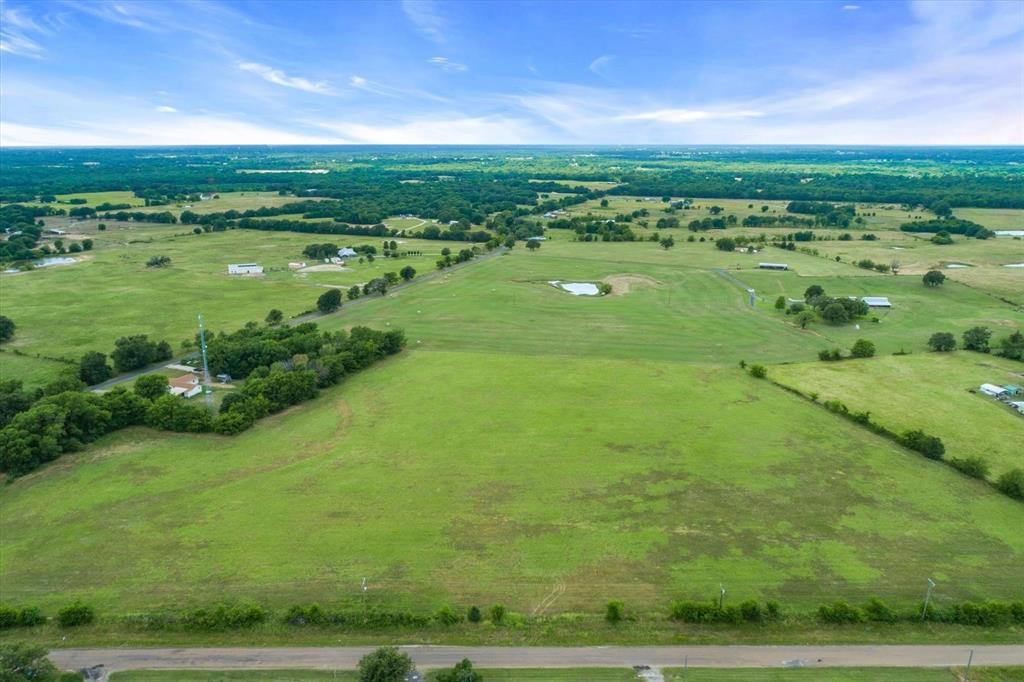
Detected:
[{"left": 51, "top": 644, "right": 1024, "bottom": 678}]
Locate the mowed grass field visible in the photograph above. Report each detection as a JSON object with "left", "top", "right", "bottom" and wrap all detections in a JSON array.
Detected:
[
  {"left": 3, "top": 239, "right": 1023, "bottom": 617},
  {"left": 772, "top": 354, "right": 1024, "bottom": 477},
  {"left": 0, "top": 225, "right": 470, "bottom": 386}
]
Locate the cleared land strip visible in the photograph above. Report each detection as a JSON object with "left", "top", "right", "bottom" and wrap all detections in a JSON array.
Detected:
[{"left": 50, "top": 645, "right": 1024, "bottom": 673}]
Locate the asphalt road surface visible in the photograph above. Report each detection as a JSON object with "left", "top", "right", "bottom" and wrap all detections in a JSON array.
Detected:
[{"left": 51, "top": 645, "right": 1024, "bottom": 676}]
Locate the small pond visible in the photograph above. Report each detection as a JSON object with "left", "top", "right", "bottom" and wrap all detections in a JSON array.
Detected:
[{"left": 549, "top": 280, "right": 600, "bottom": 296}]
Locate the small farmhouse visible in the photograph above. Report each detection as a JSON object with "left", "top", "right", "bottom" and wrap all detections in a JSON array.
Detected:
[
  {"left": 337, "top": 247, "right": 359, "bottom": 258},
  {"left": 168, "top": 374, "right": 202, "bottom": 398},
  {"left": 227, "top": 263, "right": 263, "bottom": 275},
  {"left": 861, "top": 297, "right": 892, "bottom": 308},
  {"left": 758, "top": 263, "right": 788, "bottom": 270}
]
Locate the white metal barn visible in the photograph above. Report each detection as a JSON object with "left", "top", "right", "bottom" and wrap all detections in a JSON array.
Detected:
[
  {"left": 227, "top": 263, "right": 263, "bottom": 275},
  {"left": 980, "top": 383, "right": 1007, "bottom": 397}
]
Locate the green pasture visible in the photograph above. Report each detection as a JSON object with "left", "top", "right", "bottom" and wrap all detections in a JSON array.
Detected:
[
  {"left": 955, "top": 207, "right": 1024, "bottom": 231},
  {"left": 771, "top": 353, "right": 1024, "bottom": 477},
  {"left": 0, "top": 227, "right": 468, "bottom": 384},
  {"left": 2, "top": 348, "right": 1022, "bottom": 614}
]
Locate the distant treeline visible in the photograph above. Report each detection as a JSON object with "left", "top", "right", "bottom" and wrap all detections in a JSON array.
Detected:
[
  {"left": 609, "top": 170, "right": 1024, "bottom": 208},
  {"left": 2, "top": 147, "right": 1021, "bottom": 210}
]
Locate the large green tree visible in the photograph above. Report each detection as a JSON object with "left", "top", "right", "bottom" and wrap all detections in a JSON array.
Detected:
[{"left": 358, "top": 647, "right": 414, "bottom": 682}]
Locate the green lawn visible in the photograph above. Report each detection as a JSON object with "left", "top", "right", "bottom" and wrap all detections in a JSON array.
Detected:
[{"left": 771, "top": 353, "right": 1024, "bottom": 478}]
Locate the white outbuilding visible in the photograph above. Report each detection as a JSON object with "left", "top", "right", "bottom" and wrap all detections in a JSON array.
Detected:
[
  {"left": 980, "top": 383, "right": 1008, "bottom": 397},
  {"left": 227, "top": 263, "right": 263, "bottom": 275}
]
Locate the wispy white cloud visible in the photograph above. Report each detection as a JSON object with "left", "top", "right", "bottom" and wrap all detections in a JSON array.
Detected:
[
  {"left": 589, "top": 54, "right": 615, "bottom": 77},
  {"left": 0, "top": 6, "right": 48, "bottom": 57},
  {"left": 428, "top": 56, "right": 467, "bottom": 72},
  {"left": 402, "top": 0, "right": 447, "bottom": 43},
  {"left": 154, "top": 105, "right": 178, "bottom": 113},
  {"left": 238, "top": 62, "right": 334, "bottom": 94},
  {"left": 58, "top": 0, "right": 153, "bottom": 30},
  {"left": 842, "top": 5, "right": 860, "bottom": 10}
]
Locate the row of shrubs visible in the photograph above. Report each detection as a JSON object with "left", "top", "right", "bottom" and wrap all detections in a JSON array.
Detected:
[
  {"left": 818, "top": 598, "right": 1024, "bottom": 627},
  {"left": 669, "top": 600, "right": 781, "bottom": 624},
  {"left": 10, "top": 597, "right": 1021, "bottom": 632},
  {"left": 0, "top": 601, "right": 93, "bottom": 629}
]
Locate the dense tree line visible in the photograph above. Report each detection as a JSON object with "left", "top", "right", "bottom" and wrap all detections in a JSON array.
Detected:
[
  {"left": 0, "top": 322, "right": 403, "bottom": 477},
  {"left": 899, "top": 217, "right": 995, "bottom": 239}
]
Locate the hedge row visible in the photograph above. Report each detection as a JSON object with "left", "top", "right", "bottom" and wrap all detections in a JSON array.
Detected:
[
  {"left": 819, "top": 598, "right": 1024, "bottom": 627},
  {"left": 8, "top": 598, "right": 1023, "bottom": 632},
  {"left": 774, "top": 381, "right": 1022, "bottom": 503}
]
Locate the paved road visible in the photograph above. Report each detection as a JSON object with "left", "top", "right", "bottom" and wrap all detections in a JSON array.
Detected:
[
  {"left": 51, "top": 645, "right": 1024, "bottom": 675},
  {"left": 88, "top": 355, "right": 199, "bottom": 392}
]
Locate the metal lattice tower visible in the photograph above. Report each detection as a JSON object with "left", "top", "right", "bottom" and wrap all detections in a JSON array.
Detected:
[{"left": 198, "top": 313, "right": 214, "bottom": 411}]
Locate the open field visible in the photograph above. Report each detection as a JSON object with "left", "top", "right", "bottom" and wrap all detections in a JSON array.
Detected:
[
  {"left": 771, "top": 353, "right": 1024, "bottom": 477},
  {"left": 2, "top": 234, "right": 1020, "bottom": 626},
  {"left": 3, "top": 348, "right": 1022, "bottom": 615},
  {"left": 955, "top": 208, "right": 1024, "bottom": 231},
  {"left": 0, "top": 226, "right": 469, "bottom": 385}
]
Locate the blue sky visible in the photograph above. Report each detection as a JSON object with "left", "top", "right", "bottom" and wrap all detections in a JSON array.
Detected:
[{"left": 1, "top": 0, "right": 1022, "bottom": 146}]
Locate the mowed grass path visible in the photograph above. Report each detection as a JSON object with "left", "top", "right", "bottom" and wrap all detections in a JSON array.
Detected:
[
  {"left": 2, "top": 350, "right": 1022, "bottom": 614},
  {"left": 771, "top": 353, "right": 1024, "bottom": 477}
]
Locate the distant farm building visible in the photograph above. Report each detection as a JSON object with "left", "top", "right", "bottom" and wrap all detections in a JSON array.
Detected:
[
  {"left": 337, "top": 247, "right": 359, "bottom": 258},
  {"left": 980, "top": 383, "right": 1008, "bottom": 397},
  {"left": 527, "top": 236, "right": 546, "bottom": 241},
  {"left": 288, "top": 261, "right": 306, "bottom": 270},
  {"left": 1003, "top": 384, "right": 1022, "bottom": 396},
  {"left": 758, "top": 263, "right": 788, "bottom": 270},
  {"left": 168, "top": 374, "right": 202, "bottom": 399},
  {"left": 227, "top": 263, "right": 263, "bottom": 275},
  {"left": 1009, "top": 401, "right": 1024, "bottom": 414},
  {"left": 46, "top": 229, "right": 67, "bottom": 236},
  {"left": 861, "top": 297, "right": 892, "bottom": 308}
]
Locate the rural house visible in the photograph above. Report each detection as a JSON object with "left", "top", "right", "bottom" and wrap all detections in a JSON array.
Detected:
[
  {"left": 168, "top": 374, "right": 202, "bottom": 399},
  {"left": 861, "top": 297, "right": 892, "bottom": 308},
  {"left": 758, "top": 262, "right": 788, "bottom": 270},
  {"left": 337, "top": 247, "right": 359, "bottom": 258}
]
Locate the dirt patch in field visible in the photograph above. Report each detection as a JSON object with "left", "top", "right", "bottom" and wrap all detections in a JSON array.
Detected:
[{"left": 601, "top": 273, "right": 661, "bottom": 295}]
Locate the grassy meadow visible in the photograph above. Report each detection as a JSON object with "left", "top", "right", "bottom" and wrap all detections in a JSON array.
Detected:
[
  {"left": 0, "top": 224, "right": 469, "bottom": 386},
  {"left": 1, "top": 201, "right": 1022, "bottom": 642},
  {"left": 772, "top": 353, "right": 1024, "bottom": 477}
]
